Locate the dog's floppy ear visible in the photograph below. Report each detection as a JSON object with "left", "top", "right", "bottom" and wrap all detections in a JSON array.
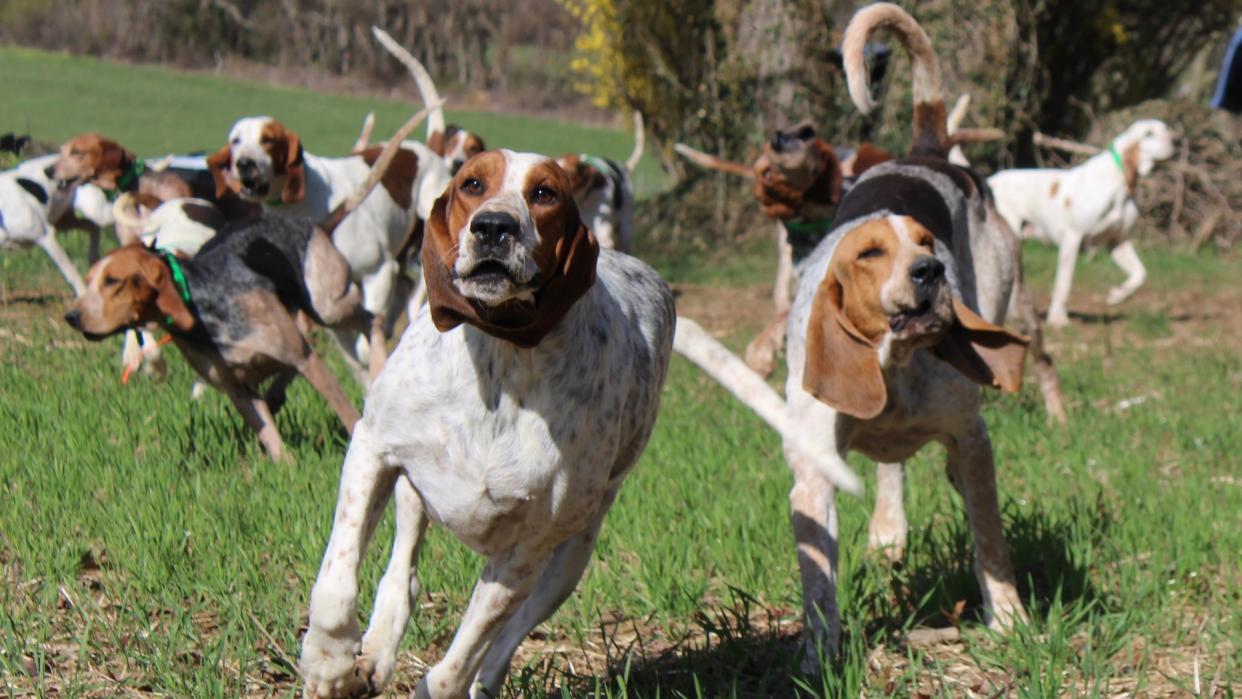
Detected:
[
  {"left": 94, "top": 139, "right": 134, "bottom": 190},
  {"left": 138, "top": 253, "right": 195, "bottom": 332},
  {"left": 803, "top": 268, "right": 887, "bottom": 419},
  {"left": 206, "top": 145, "right": 235, "bottom": 199},
  {"left": 280, "top": 131, "right": 306, "bottom": 204},
  {"left": 932, "top": 298, "right": 1028, "bottom": 392},
  {"left": 551, "top": 199, "right": 599, "bottom": 304}
]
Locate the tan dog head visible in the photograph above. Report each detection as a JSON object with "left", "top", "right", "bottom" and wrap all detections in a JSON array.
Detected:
[
  {"left": 63, "top": 245, "right": 194, "bottom": 339},
  {"left": 428, "top": 125, "right": 487, "bottom": 175},
  {"left": 554, "top": 154, "right": 608, "bottom": 200},
  {"left": 52, "top": 133, "right": 136, "bottom": 191},
  {"left": 1116, "top": 118, "right": 1176, "bottom": 181},
  {"left": 752, "top": 120, "right": 842, "bottom": 219},
  {"left": 207, "top": 117, "right": 306, "bottom": 204},
  {"left": 803, "top": 215, "right": 1027, "bottom": 419}
]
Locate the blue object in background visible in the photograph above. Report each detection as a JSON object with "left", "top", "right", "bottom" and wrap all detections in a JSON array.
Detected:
[{"left": 1212, "top": 27, "right": 1242, "bottom": 112}]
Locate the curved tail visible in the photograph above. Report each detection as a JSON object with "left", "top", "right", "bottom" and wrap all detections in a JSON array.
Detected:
[
  {"left": 372, "top": 26, "right": 446, "bottom": 140},
  {"left": 673, "top": 142, "right": 754, "bottom": 179},
  {"left": 320, "top": 100, "right": 440, "bottom": 236},
  {"left": 673, "top": 317, "right": 863, "bottom": 495},
  {"left": 351, "top": 111, "right": 376, "bottom": 153},
  {"left": 842, "top": 3, "right": 946, "bottom": 156},
  {"left": 625, "top": 111, "right": 645, "bottom": 173}
]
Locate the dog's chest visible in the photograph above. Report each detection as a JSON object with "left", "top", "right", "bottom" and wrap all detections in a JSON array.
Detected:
[{"left": 369, "top": 321, "right": 631, "bottom": 554}]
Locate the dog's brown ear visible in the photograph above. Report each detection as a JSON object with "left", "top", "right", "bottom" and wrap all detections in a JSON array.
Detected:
[
  {"left": 281, "top": 132, "right": 306, "bottom": 204},
  {"left": 206, "top": 145, "right": 235, "bottom": 199},
  {"left": 94, "top": 139, "right": 134, "bottom": 190},
  {"left": 803, "top": 270, "right": 887, "bottom": 418},
  {"left": 932, "top": 298, "right": 1028, "bottom": 392},
  {"left": 427, "top": 129, "right": 445, "bottom": 156},
  {"left": 139, "top": 253, "right": 195, "bottom": 333}
]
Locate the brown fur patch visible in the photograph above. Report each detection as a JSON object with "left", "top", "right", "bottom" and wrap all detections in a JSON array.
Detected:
[
  {"left": 358, "top": 146, "right": 419, "bottom": 211},
  {"left": 1049, "top": 181, "right": 1059, "bottom": 198},
  {"left": 1121, "top": 142, "right": 1141, "bottom": 196},
  {"left": 912, "top": 101, "right": 949, "bottom": 156},
  {"left": 1063, "top": 196, "right": 1072, "bottom": 209},
  {"left": 851, "top": 142, "right": 894, "bottom": 177}
]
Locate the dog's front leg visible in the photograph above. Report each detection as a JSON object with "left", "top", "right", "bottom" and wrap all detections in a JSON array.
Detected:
[
  {"left": 301, "top": 423, "right": 399, "bottom": 698},
  {"left": 867, "top": 461, "right": 908, "bottom": 561},
  {"left": 416, "top": 546, "right": 553, "bottom": 699},
  {"left": 786, "top": 444, "right": 842, "bottom": 672},
  {"left": 1106, "top": 239, "right": 1146, "bottom": 306},
  {"left": 945, "top": 417, "right": 1026, "bottom": 629}
]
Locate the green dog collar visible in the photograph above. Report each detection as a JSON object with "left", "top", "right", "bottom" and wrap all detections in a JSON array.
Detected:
[
  {"left": 161, "top": 250, "right": 192, "bottom": 327},
  {"left": 782, "top": 217, "right": 834, "bottom": 237},
  {"left": 105, "top": 159, "right": 146, "bottom": 201},
  {"left": 1108, "top": 144, "right": 1124, "bottom": 172}
]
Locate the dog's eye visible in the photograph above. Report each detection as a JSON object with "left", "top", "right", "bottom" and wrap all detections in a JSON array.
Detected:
[
  {"left": 531, "top": 185, "right": 557, "bottom": 205},
  {"left": 102, "top": 276, "right": 120, "bottom": 288},
  {"left": 461, "top": 178, "right": 484, "bottom": 195},
  {"left": 231, "top": 138, "right": 240, "bottom": 145},
  {"left": 69, "top": 149, "right": 81, "bottom": 157},
  {"left": 858, "top": 247, "right": 884, "bottom": 260},
  {"left": 796, "top": 126, "right": 815, "bottom": 140}
]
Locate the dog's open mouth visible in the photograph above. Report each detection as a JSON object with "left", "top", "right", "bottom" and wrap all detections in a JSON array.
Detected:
[
  {"left": 463, "top": 260, "right": 516, "bottom": 284},
  {"left": 889, "top": 300, "right": 938, "bottom": 334},
  {"left": 240, "top": 181, "right": 270, "bottom": 199}
]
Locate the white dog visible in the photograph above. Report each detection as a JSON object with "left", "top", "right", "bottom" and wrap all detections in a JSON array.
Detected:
[{"left": 989, "top": 119, "right": 1175, "bottom": 325}]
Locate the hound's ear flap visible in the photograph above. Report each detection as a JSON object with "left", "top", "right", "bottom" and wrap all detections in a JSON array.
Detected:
[
  {"left": 553, "top": 202, "right": 599, "bottom": 303},
  {"left": 95, "top": 140, "right": 133, "bottom": 190},
  {"left": 139, "top": 254, "right": 196, "bottom": 333},
  {"left": 803, "top": 272, "right": 887, "bottom": 419},
  {"left": 281, "top": 133, "right": 306, "bottom": 204},
  {"left": 932, "top": 298, "right": 1028, "bottom": 393},
  {"left": 805, "top": 139, "right": 844, "bottom": 205},
  {"left": 1122, "top": 141, "right": 1150, "bottom": 185},
  {"left": 206, "top": 145, "right": 234, "bottom": 199}
]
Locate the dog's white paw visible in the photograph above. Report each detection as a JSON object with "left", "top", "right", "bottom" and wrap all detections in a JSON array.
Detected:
[
  {"left": 1045, "top": 310, "right": 1070, "bottom": 327},
  {"left": 300, "top": 629, "right": 373, "bottom": 699},
  {"left": 1106, "top": 287, "right": 1133, "bottom": 306}
]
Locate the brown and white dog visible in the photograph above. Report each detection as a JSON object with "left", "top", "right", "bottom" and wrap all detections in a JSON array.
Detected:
[
  {"left": 763, "top": 2, "right": 1033, "bottom": 666},
  {"left": 676, "top": 124, "right": 893, "bottom": 376},
  {"left": 53, "top": 133, "right": 195, "bottom": 204},
  {"left": 555, "top": 113, "right": 644, "bottom": 253},
  {"left": 207, "top": 115, "right": 451, "bottom": 381}
]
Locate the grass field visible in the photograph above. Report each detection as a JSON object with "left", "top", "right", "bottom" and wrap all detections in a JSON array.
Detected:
[{"left": 3, "top": 49, "right": 1241, "bottom": 698}]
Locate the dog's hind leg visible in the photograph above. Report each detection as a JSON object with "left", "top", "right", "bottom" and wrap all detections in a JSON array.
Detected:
[
  {"left": 945, "top": 418, "right": 1026, "bottom": 630},
  {"left": 867, "top": 462, "right": 908, "bottom": 561},
  {"left": 1106, "top": 239, "right": 1146, "bottom": 306},
  {"left": 1046, "top": 230, "right": 1084, "bottom": 326},
  {"left": 473, "top": 488, "right": 619, "bottom": 694},
  {"left": 295, "top": 346, "right": 360, "bottom": 433},
  {"left": 223, "top": 387, "right": 287, "bottom": 462},
  {"left": 1009, "top": 254, "right": 1068, "bottom": 424}
]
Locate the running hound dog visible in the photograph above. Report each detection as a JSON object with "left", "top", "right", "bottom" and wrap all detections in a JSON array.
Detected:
[
  {"left": 774, "top": 3, "right": 1030, "bottom": 666},
  {"left": 298, "top": 149, "right": 674, "bottom": 698},
  {"left": 65, "top": 111, "right": 427, "bottom": 460},
  {"left": 555, "top": 111, "right": 645, "bottom": 253},
  {"left": 1, "top": 154, "right": 113, "bottom": 295},
  {"left": 988, "top": 119, "right": 1175, "bottom": 326},
  {"left": 52, "top": 133, "right": 197, "bottom": 204},
  {"left": 207, "top": 114, "right": 451, "bottom": 380}
]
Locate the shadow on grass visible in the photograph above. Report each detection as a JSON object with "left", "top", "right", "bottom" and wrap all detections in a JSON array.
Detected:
[{"left": 517, "top": 494, "right": 1112, "bottom": 697}]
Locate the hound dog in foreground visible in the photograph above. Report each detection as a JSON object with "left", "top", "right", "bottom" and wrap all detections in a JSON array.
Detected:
[
  {"left": 770, "top": 3, "right": 1030, "bottom": 665},
  {"left": 988, "top": 119, "right": 1176, "bottom": 326},
  {"left": 298, "top": 149, "right": 675, "bottom": 698},
  {"left": 65, "top": 110, "right": 429, "bottom": 461},
  {"left": 207, "top": 113, "right": 451, "bottom": 380}
]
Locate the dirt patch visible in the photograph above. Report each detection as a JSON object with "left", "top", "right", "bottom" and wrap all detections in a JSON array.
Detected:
[{"left": 672, "top": 282, "right": 774, "bottom": 348}]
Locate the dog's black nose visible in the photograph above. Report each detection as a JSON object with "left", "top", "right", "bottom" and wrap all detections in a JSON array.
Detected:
[
  {"left": 64, "top": 309, "right": 81, "bottom": 329},
  {"left": 470, "top": 211, "right": 519, "bottom": 247},
  {"left": 236, "top": 157, "right": 257, "bottom": 175},
  {"left": 909, "top": 256, "right": 944, "bottom": 286}
]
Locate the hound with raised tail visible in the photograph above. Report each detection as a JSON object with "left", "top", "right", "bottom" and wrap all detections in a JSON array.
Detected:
[
  {"left": 766, "top": 2, "right": 1032, "bottom": 667},
  {"left": 207, "top": 110, "right": 451, "bottom": 381},
  {"left": 556, "top": 111, "right": 645, "bottom": 253},
  {"left": 988, "top": 119, "right": 1175, "bottom": 326},
  {"left": 65, "top": 108, "right": 430, "bottom": 461}
]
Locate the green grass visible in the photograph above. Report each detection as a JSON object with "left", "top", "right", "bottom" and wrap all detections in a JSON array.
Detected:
[{"left": 3, "top": 52, "right": 1242, "bottom": 697}]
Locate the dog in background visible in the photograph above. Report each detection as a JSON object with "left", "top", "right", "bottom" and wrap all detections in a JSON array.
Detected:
[
  {"left": 556, "top": 112, "right": 645, "bottom": 252},
  {"left": 988, "top": 119, "right": 1176, "bottom": 326}
]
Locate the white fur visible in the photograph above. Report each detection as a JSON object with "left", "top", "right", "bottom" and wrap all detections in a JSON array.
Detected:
[
  {"left": 989, "top": 119, "right": 1175, "bottom": 325},
  {"left": 299, "top": 152, "right": 675, "bottom": 699}
]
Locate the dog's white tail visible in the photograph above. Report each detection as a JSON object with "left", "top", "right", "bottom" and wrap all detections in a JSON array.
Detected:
[
  {"left": 352, "top": 111, "right": 376, "bottom": 153},
  {"left": 673, "top": 317, "right": 863, "bottom": 495},
  {"left": 843, "top": 2, "right": 946, "bottom": 155},
  {"left": 372, "top": 26, "right": 446, "bottom": 140},
  {"left": 625, "top": 111, "right": 645, "bottom": 173},
  {"left": 672, "top": 142, "right": 755, "bottom": 179}
]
